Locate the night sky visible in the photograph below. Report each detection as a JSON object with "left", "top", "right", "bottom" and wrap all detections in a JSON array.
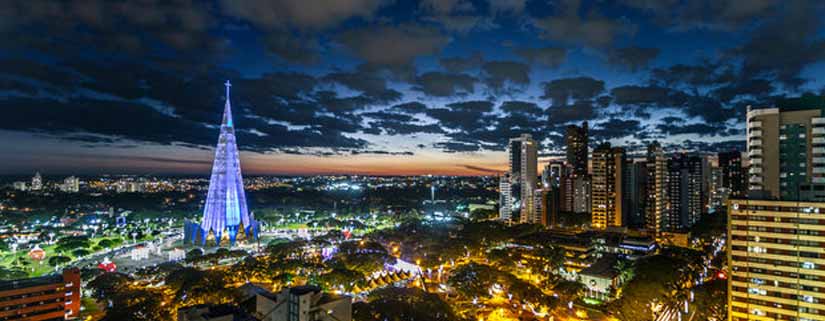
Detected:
[{"left": 2, "top": 1, "right": 825, "bottom": 175}]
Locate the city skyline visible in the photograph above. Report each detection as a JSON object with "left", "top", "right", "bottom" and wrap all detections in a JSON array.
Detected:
[{"left": 3, "top": 1, "right": 825, "bottom": 175}]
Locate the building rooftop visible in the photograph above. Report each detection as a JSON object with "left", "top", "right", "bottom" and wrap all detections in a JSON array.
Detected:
[
  {"left": 0, "top": 273, "right": 64, "bottom": 292},
  {"left": 579, "top": 254, "right": 619, "bottom": 279}
]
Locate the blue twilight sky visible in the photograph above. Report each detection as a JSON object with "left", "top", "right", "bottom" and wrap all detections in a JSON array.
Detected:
[{"left": 1, "top": 0, "right": 825, "bottom": 175}]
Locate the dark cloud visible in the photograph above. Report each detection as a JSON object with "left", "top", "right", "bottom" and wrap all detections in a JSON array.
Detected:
[
  {"left": 439, "top": 52, "right": 484, "bottom": 72},
  {"left": 390, "top": 102, "right": 428, "bottom": 114},
  {"left": 434, "top": 141, "right": 481, "bottom": 153},
  {"left": 542, "top": 77, "right": 605, "bottom": 106},
  {"left": 590, "top": 118, "right": 643, "bottom": 140},
  {"left": 620, "top": 0, "right": 781, "bottom": 31},
  {"left": 336, "top": 24, "right": 449, "bottom": 67},
  {"left": 263, "top": 32, "right": 321, "bottom": 64},
  {"left": 657, "top": 123, "right": 726, "bottom": 137},
  {"left": 546, "top": 100, "right": 596, "bottom": 126},
  {"left": 514, "top": 47, "right": 568, "bottom": 68},
  {"left": 219, "top": 0, "right": 386, "bottom": 30},
  {"left": 323, "top": 68, "right": 402, "bottom": 102},
  {"left": 482, "top": 61, "right": 531, "bottom": 94},
  {"left": 462, "top": 165, "right": 503, "bottom": 174},
  {"left": 532, "top": 0, "right": 634, "bottom": 47},
  {"left": 729, "top": 2, "right": 825, "bottom": 89},
  {"left": 426, "top": 101, "right": 494, "bottom": 132},
  {"left": 607, "top": 47, "right": 660, "bottom": 71},
  {"left": 500, "top": 101, "right": 543, "bottom": 116},
  {"left": 412, "top": 72, "right": 476, "bottom": 97},
  {"left": 610, "top": 85, "right": 680, "bottom": 107}
]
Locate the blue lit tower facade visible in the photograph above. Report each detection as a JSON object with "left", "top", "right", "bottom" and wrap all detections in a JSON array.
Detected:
[{"left": 185, "top": 81, "right": 258, "bottom": 246}]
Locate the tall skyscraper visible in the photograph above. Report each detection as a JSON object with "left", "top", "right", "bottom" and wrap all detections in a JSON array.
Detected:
[
  {"left": 718, "top": 150, "right": 746, "bottom": 198},
  {"left": 61, "top": 176, "right": 79, "bottom": 193},
  {"left": 542, "top": 161, "right": 566, "bottom": 188},
  {"left": 573, "top": 176, "right": 591, "bottom": 213},
  {"left": 184, "top": 81, "right": 258, "bottom": 246},
  {"left": 565, "top": 122, "right": 588, "bottom": 177},
  {"left": 626, "top": 160, "right": 647, "bottom": 228},
  {"left": 501, "top": 134, "right": 538, "bottom": 223},
  {"left": 591, "top": 143, "right": 626, "bottom": 229},
  {"left": 728, "top": 199, "right": 825, "bottom": 321},
  {"left": 747, "top": 101, "right": 825, "bottom": 200},
  {"left": 644, "top": 142, "right": 666, "bottom": 233},
  {"left": 499, "top": 173, "right": 513, "bottom": 221},
  {"left": 663, "top": 153, "right": 705, "bottom": 231},
  {"left": 31, "top": 171, "right": 42, "bottom": 191}
]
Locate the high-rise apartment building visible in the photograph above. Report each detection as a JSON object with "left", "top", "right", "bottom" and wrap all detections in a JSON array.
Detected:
[
  {"left": 728, "top": 199, "right": 825, "bottom": 321},
  {"left": 591, "top": 143, "right": 626, "bottom": 229},
  {"left": 30, "top": 171, "right": 42, "bottom": 191},
  {"left": 544, "top": 161, "right": 567, "bottom": 188},
  {"left": 573, "top": 176, "right": 591, "bottom": 213},
  {"left": 663, "top": 153, "right": 706, "bottom": 231},
  {"left": 500, "top": 134, "right": 538, "bottom": 223},
  {"left": 719, "top": 151, "right": 746, "bottom": 198},
  {"left": 61, "top": 176, "right": 79, "bottom": 193},
  {"left": 645, "top": 142, "right": 666, "bottom": 233},
  {"left": 566, "top": 122, "right": 588, "bottom": 177},
  {"left": 747, "top": 101, "right": 825, "bottom": 200},
  {"left": 626, "top": 160, "right": 647, "bottom": 228},
  {"left": 534, "top": 188, "right": 559, "bottom": 227},
  {"left": 499, "top": 173, "right": 513, "bottom": 220}
]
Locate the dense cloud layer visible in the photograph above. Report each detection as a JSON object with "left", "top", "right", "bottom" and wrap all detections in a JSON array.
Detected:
[{"left": 1, "top": 0, "right": 824, "bottom": 159}]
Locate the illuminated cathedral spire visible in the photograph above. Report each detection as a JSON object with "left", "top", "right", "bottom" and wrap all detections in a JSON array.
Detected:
[{"left": 185, "top": 81, "right": 258, "bottom": 246}]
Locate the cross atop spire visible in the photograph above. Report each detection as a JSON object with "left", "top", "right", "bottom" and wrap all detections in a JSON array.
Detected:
[{"left": 224, "top": 80, "right": 231, "bottom": 100}]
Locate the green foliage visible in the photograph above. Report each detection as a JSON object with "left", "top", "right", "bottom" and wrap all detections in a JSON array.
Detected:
[
  {"left": 0, "top": 267, "right": 27, "bottom": 281},
  {"left": 353, "top": 287, "right": 465, "bottom": 321},
  {"left": 317, "top": 268, "right": 361, "bottom": 291},
  {"left": 48, "top": 255, "right": 71, "bottom": 266},
  {"left": 165, "top": 267, "right": 236, "bottom": 305},
  {"left": 607, "top": 255, "right": 686, "bottom": 321},
  {"left": 692, "top": 280, "right": 727, "bottom": 321},
  {"left": 56, "top": 236, "right": 90, "bottom": 253},
  {"left": 448, "top": 263, "right": 554, "bottom": 307},
  {"left": 72, "top": 248, "right": 91, "bottom": 257},
  {"left": 329, "top": 240, "right": 396, "bottom": 275},
  {"left": 468, "top": 208, "right": 497, "bottom": 221}
]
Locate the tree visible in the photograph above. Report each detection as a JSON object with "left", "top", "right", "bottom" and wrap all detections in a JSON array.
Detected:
[
  {"left": 48, "top": 255, "right": 71, "bottom": 266},
  {"left": 317, "top": 268, "right": 361, "bottom": 291},
  {"left": 469, "top": 208, "right": 497, "bottom": 221},
  {"left": 608, "top": 255, "right": 685, "bottom": 321},
  {"left": 353, "top": 287, "right": 464, "bottom": 321},
  {"left": 165, "top": 267, "right": 235, "bottom": 305},
  {"left": 0, "top": 267, "right": 27, "bottom": 281},
  {"left": 692, "top": 280, "right": 727, "bottom": 321},
  {"left": 101, "top": 288, "right": 171, "bottom": 321},
  {"left": 72, "top": 248, "right": 91, "bottom": 257}
]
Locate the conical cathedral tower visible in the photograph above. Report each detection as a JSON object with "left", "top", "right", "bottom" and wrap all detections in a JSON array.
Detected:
[{"left": 185, "top": 81, "right": 258, "bottom": 246}]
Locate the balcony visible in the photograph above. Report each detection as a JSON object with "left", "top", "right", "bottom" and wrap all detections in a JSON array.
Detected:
[
  {"left": 749, "top": 139, "right": 763, "bottom": 147},
  {"left": 814, "top": 127, "right": 825, "bottom": 135},
  {"left": 813, "top": 118, "right": 825, "bottom": 125},
  {"left": 814, "top": 137, "right": 825, "bottom": 144},
  {"left": 748, "top": 149, "right": 763, "bottom": 157},
  {"left": 814, "top": 147, "right": 825, "bottom": 155},
  {"left": 748, "top": 130, "right": 763, "bottom": 137},
  {"left": 749, "top": 176, "right": 763, "bottom": 183},
  {"left": 814, "top": 167, "right": 825, "bottom": 174},
  {"left": 749, "top": 167, "right": 762, "bottom": 174},
  {"left": 814, "top": 157, "right": 825, "bottom": 164},
  {"left": 750, "top": 158, "right": 763, "bottom": 165},
  {"left": 748, "top": 120, "right": 763, "bottom": 128},
  {"left": 813, "top": 177, "right": 825, "bottom": 184}
]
